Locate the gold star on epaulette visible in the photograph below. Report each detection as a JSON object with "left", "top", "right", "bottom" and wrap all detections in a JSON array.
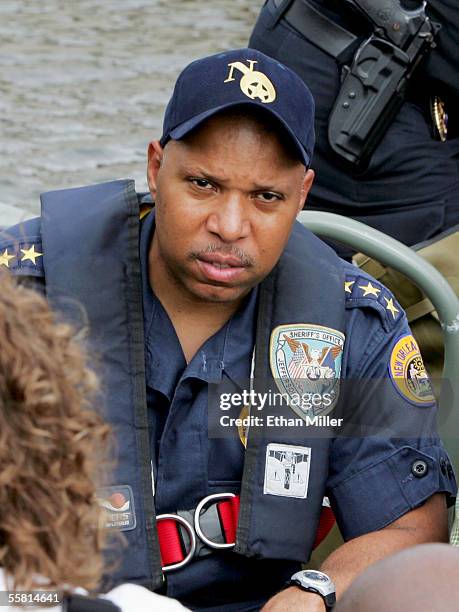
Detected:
[
  {"left": 358, "top": 281, "right": 380, "bottom": 297},
  {"left": 0, "top": 249, "right": 15, "bottom": 268},
  {"left": 344, "top": 280, "right": 354, "bottom": 294},
  {"left": 384, "top": 296, "right": 400, "bottom": 319},
  {"left": 20, "top": 245, "right": 43, "bottom": 265}
]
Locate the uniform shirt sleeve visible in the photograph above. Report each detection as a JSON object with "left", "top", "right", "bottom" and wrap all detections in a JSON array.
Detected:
[{"left": 326, "top": 274, "right": 457, "bottom": 541}]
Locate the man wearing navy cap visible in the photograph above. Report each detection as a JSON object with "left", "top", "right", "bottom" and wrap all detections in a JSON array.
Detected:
[{"left": 0, "top": 49, "right": 455, "bottom": 611}]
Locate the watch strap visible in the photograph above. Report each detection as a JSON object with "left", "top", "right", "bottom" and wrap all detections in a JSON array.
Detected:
[{"left": 285, "top": 579, "right": 336, "bottom": 610}]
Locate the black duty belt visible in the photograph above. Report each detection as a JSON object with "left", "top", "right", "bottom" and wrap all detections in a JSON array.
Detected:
[
  {"left": 270, "top": 0, "right": 357, "bottom": 58},
  {"left": 266, "top": 0, "right": 442, "bottom": 163}
]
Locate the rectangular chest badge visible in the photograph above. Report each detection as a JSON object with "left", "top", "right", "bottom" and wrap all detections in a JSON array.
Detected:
[
  {"left": 97, "top": 485, "right": 136, "bottom": 532},
  {"left": 264, "top": 443, "right": 311, "bottom": 499}
]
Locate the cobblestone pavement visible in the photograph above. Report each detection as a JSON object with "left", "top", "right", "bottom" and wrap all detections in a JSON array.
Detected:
[{"left": 0, "top": 0, "right": 260, "bottom": 225}]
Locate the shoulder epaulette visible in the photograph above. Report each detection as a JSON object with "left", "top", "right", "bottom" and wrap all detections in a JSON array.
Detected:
[
  {"left": 0, "top": 217, "right": 44, "bottom": 278},
  {"left": 343, "top": 269, "right": 404, "bottom": 331}
]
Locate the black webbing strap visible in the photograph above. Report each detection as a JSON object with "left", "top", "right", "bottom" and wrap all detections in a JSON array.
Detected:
[
  {"left": 63, "top": 594, "right": 121, "bottom": 612},
  {"left": 271, "top": 0, "right": 357, "bottom": 58},
  {"left": 234, "top": 270, "right": 276, "bottom": 555}
]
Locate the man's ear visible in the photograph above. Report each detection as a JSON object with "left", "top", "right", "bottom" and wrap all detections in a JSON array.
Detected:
[
  {"left": 298, "top": 168, "right": 315, "bottom": 214},
  {"left": 147, "top": 140, "right": 164, "bottom": 197}
]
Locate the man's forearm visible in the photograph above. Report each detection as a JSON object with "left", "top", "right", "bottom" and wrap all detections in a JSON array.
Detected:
[
  {"left": 263, "top": 531, "right": 438, "bottom": 612},
  {"left": 321, "top": 492, "right": 448, "bottom": 598},
  {"left": 262, "top": 493, "right": 448, "bottom": 611},
  {"left": 321, "top": 526, "right": 442, "bottom": 601}
]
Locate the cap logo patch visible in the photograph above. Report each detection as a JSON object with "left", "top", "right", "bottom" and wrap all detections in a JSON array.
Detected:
[
  {"left": 389, "top": 334, "right": 435, "bottom": 406},
  {"left": 224, "top": 60, "right": 276, "bottom": 103}
]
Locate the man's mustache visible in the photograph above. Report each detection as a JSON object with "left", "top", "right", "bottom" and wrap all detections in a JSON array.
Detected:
[{"left": 189, "top": 244, "right": 255, "bottom": 267}]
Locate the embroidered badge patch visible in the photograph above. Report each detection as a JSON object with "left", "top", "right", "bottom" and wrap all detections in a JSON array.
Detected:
[
  {"left": 264, "top": 443, "right": 311, "bottom": 498},
  {"left": 270, "top": 324, "right": 345, "bottom": 418},
  {"left": 97, "top": 485, "right": 136, "bottom": 531},
  {"left": 389, "top": 335, "right": 435, "bottom": 406}
]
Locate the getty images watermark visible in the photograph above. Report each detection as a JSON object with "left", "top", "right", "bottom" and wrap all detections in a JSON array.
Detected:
[
  {"left": 218, "top": 389, "right": 344, "bottom": 428},
  {"left": 208, "top": 377, "right": 444, "bottom": 440}
]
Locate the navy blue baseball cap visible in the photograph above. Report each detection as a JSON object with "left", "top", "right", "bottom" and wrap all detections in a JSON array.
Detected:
[{"left": 160, "top": 48, "right": 315, "bottom": 167}]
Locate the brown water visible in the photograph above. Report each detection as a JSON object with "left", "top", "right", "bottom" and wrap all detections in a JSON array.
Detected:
[{"left": 0, "top": 0, "right": 260, "bottom": 224}]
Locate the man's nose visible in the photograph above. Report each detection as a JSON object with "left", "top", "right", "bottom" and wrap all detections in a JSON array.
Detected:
[{"left": 206, "top": 192, "right": 250, "bottom": 243}]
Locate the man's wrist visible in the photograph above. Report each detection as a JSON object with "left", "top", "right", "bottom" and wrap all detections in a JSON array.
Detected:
[
  {"left": 287, "top": 585, "right": 326, "bottom": 610},
  {"left": 262, "top": 586, "right": 326, "bottom": 611}
]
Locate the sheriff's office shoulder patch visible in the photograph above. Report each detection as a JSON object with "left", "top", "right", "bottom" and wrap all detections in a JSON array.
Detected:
[
  {"left": 389, "top": 335, "right": 435, "bottom": 406},
  {"left": 264, "top": 443, "right": 311, "bottom": 499},
  {"left": 97, "top": 485, "right": 136, "bottom": 531},
  {"left": 270, "top": 324, "right": 345, "bottom": 419}
]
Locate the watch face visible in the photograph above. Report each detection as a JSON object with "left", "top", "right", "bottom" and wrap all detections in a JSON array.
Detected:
[
  {"left": 290, "top": 570, "right": 336, "bottom": 605},
  {"left": 303, "top": 570, "right": 329, "bottom": 584}
]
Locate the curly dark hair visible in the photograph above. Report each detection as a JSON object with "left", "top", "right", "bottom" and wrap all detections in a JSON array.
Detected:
[{"left": 0, "top": 272, "right": 111, "bottom": 592}]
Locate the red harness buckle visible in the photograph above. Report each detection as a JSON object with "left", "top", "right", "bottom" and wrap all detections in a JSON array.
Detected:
[
  {"left": 157, "top": 494, "right": 335, "bottom": 572},
  {"left": 194, "top": 493, "right": 240, "bottom": 549},
  {"left": 156, "top": 513, "right": 196, "bottom": 571}
]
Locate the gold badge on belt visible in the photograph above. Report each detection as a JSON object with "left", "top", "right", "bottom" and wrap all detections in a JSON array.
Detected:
[{"left": 431, "top": 95, "right": 448, "bottom": 142}]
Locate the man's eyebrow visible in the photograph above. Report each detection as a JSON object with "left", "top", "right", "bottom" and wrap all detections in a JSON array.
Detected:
[
  {"left": 179, "top": 164, "right": 231, "bottom": 184},
  {"left": 180, "top": 165, "right": 287, "bottom": 192}
]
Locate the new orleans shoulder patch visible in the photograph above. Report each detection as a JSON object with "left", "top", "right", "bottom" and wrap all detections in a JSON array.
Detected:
[
  {"left": 270, "top": 324, "right": 345, "bottom": 419},
  {"left": 389, "top": 335, "right": 435, "bottom": 406}
]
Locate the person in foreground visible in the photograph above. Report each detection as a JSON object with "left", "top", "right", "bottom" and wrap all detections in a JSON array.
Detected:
[
  {"left": 0, "top": 273, "right": 187, "bottom": 611},
  {"left": 333, "top": 543, "right": 459, "bottom": 612},
  {"left": 0, "top": 48, "right": 455, "bottom": 610}
]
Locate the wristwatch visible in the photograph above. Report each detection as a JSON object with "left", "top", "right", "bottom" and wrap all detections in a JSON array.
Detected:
[{"left": 285, "top": 569, "right": 336, "bottom": 610}]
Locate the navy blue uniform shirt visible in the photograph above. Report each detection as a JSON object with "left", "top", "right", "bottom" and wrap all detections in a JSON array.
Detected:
[{"left": 139, "top": 211, "right": 456, "bottom": 611}]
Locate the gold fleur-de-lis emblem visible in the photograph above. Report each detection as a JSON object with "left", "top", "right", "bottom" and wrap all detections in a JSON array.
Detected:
[{"left": 224, "top": 60, "right": 276, "bottom": 104}]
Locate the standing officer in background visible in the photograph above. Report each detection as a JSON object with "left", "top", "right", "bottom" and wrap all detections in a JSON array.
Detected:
[
  {"left": 0, "top": 49, "right": 455, "bottom": 611},
  {"left": 249, "top": 0, "right": 459, "bottom": 251}
]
